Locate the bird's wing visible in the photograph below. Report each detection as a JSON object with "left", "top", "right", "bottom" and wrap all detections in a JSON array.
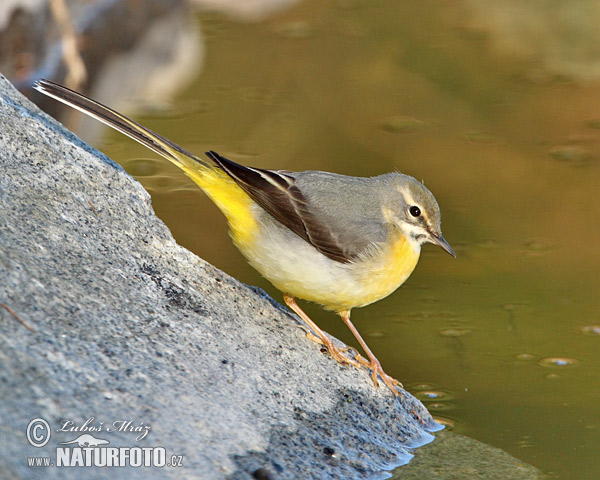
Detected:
[{"left": 206, "top": 151, "right": 357, "bottom": 263}]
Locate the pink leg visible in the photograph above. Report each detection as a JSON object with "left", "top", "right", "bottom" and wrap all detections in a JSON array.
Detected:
[
  {"left": 338, "top": 309, "right": 403, "bottom": 396},
  {"left": 284, "top": 294, "right": 361, "bottom": 369}
]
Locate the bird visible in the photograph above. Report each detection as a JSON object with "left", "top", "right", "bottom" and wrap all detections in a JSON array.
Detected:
[{"left": 34, "top": 79, "right": 455, "bottom": 396}]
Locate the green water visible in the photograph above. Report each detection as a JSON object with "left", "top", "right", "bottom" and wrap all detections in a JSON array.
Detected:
[{"left": 91, "top": 1, "right": 600, "bottom": 478}]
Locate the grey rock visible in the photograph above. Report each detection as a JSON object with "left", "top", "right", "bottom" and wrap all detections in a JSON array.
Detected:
[{"left": 0, "top": 74, "right": 439, "bottom": 479}]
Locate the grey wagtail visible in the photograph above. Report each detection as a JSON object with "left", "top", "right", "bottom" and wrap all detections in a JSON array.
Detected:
[{"left": 34, "top": 79, "right": 455, "bottom": 396}]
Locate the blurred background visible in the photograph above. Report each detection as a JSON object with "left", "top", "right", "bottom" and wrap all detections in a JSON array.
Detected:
[{"left": 4, "top": 0, "right": 600, "bottom": 478}]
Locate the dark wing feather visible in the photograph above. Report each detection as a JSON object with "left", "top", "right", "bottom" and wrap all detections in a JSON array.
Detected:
[{"left": 205, "top": 151, "right": 351, "bottom": 263}]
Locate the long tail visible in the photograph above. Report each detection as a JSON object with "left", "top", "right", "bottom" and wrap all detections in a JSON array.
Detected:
[
  {"left": 33, "top": 79, "right": 260, "bottom": 241},
  {"left": 33, "top": 79, "right": 212, "bottom": 172}
]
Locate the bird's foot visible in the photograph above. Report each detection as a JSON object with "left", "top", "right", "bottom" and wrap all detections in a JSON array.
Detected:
[
  {"left": 354, "top": 353, "right": 403, "bottom": 396},
  {"left": 287, "top": 295, "right": 362, "bottom": 369},
  {"left": 305, "top": 330, "right": 362, "bottom": 368}
]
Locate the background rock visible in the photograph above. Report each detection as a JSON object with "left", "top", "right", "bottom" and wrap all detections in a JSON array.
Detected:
[{"left": 396, "top": 431, "right": 543, "bottom": 480}]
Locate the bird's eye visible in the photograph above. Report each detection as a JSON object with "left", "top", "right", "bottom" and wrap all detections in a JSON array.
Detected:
[{"left": 409, "top": 206, "right": 421, "bottom": 217}]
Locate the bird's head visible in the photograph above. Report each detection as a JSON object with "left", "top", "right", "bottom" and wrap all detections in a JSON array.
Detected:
[{"left": 382, "top": 174, "right": 455, "bottom": 257}]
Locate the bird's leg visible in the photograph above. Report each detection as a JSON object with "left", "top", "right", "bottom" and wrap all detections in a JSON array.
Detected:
[
  {"left": 338, "top": 309, "right": 403, "bottom": 396},
  {"left": 283, "top": 294, "right": 362, "bottom": 369}
]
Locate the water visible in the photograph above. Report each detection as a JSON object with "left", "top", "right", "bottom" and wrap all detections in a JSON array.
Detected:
[{"left": 90, "top": 1, "right": 600, "bottom": 478}]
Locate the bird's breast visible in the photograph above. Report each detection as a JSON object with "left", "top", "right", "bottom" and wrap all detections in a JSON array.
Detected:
[{"left": 348, "top": 231, "right": 421, "bottom": 310}]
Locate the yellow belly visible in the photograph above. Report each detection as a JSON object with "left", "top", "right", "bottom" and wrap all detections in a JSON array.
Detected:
[{"left": 238, "top": 218, "right": 421, "bottom": 313}]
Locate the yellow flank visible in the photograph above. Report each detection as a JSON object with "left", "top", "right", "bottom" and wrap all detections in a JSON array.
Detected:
[{"left": 180, "top": 165, "right": 258, "bottom": 247}]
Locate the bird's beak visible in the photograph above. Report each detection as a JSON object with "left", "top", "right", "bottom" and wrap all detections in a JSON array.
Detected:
[{"left": 429, "top": 233, "right": 456, "bottom": 257}]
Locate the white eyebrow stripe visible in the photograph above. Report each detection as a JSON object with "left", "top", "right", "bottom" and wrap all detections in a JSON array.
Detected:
[
  {"left": 396, "top": 185, "right": 432, "bottom": 224},
  {"left": 398, "top": 186, "right": 416, "bottom": 207}
]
